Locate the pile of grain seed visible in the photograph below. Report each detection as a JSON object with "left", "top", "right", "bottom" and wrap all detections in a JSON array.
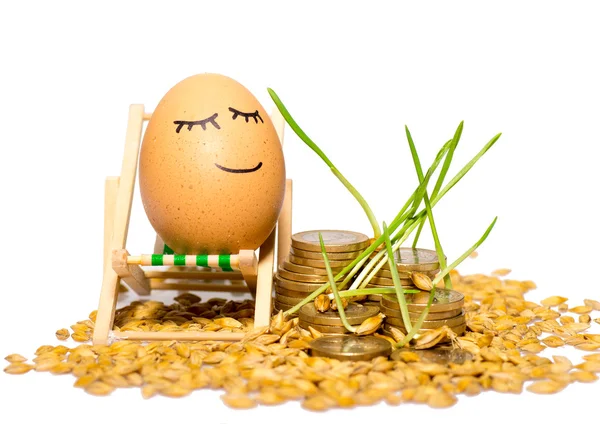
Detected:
[{"left": 4, "top": 269, "right": 600, "bottom": 410}]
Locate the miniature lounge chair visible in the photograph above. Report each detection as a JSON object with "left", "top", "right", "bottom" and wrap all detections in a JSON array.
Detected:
[{"left": 92, "top": 104, "right": 292, "bottom": 345}]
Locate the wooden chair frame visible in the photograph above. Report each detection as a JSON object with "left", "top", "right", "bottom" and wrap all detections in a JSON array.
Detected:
[{"left": 92, "top": 104, "right": 292, "bottom": 345}]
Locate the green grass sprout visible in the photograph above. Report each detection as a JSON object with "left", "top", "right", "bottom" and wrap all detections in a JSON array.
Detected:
[
  {"left": 269, "top": 87, "right": 502, "bottom": 320},
  {"left": 268, "top": 88, "right": 381, "bottom": 238},
  {"left": 319, "top": 232, "right": 356, "bottom": 333},
  {"left": 405, "top": 125, "right": 451, "bottom": 289},
  {"left": 383, "top": 222, "right": 413, "bottom": 332},
  {"left": 395, "top": 216, "right": 497, "bottom": 347}
]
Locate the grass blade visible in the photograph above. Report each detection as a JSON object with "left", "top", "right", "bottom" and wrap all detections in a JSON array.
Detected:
[
  {"left": 430, "top": 217, "right": 498, "bottom": 287},
  {"left": 319, "top": 232, "right": 356, "bottom": 333},
  {"left": 268, "top": 88, "right": 381, "bottom": 238},
  {"left": 383, "top": 222, "right": 412, "bottom": 332},
  {"left": 431, "top": 122, "right": 463, "bottom": 199},
  {"left": 434, "top": 132, "right": 502, "bottom": 203},
  {"left": 397, "top": 216, "right": 498, "bottom": 347},
  {"left": 405, "top": 125, "right": 451, "bottom": 288}
]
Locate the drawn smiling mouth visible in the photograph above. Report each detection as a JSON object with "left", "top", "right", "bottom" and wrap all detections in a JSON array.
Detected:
[{"left": 214, "top": 162, "right": 263, "bottom": 174}]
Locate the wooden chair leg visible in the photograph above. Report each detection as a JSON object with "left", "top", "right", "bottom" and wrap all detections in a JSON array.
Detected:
[
  {"left": 93, "top": 268, "right": 120, "bottom": 345},
  {"left": 94, "top": 105, "right": 144, "bottom": 344},
  {"left": 238, "top": 249, "right": 258, "bottom": 297},
  {"left": 277, "top": 179, "right": 293, "bottom": 269},
  {"left": 254, "top": 228, "right": 276, "bottom": 327}
]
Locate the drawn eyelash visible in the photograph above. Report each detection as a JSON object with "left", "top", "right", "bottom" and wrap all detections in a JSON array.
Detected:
[
  {"left": 173, "top": 113, "right": 221, "bottom": 133},
  {"left": 228, "top": 107, "right": 264, "bottom": 124}
]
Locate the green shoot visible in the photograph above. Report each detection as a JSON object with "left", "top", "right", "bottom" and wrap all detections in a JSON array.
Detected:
[
  {"left": 383, "top": 222, "right": 412, "bottom": 332},
  {"left": 405, "top": 125, "right": 451, "bottom": 289},
  {"left": 319, "top": 233, "right": 356, "bottom": 333},
  {"left": 329, "top": 287, "right": 420, "bottom": 298},
  {"left": 395, "top": 216, "right": 498, "bottom": 347},
  {"left": 268, "top": 88, "right": 381, "bottom": 238}
]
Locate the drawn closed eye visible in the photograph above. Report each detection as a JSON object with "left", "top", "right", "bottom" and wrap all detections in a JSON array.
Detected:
[
  {"left": 173, "top": 113, "right": 221, "bottom": 133},
  {"left": 229, "top": 107, "right": 264, "bottom": 124}
]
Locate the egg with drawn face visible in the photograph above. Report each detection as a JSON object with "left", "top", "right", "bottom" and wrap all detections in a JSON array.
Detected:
[{"left": 139, "top": 73, "right": 286, "bottom": 254}]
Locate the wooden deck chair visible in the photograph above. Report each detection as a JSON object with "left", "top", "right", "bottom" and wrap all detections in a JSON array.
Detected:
[{"left": 92, "top": 104, "right": 292, "bottom": 345}]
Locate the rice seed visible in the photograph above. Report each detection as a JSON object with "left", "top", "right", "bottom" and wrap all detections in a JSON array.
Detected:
[
  {"left": 84, "top": 382, "right": 115, "bottom": 396},
  {"left": 526, "top": 380, "right": 568, "bottom": 394},
  {"left": 541, "top": 336, "right": 565, "bottom": 348},
  {"left": 492, "top": 268, "right": 512, "bottom": 277},
  {"left": 4, "top": 354, "right": 27, "bottom": 363},
  {"left": 55, "top": 328, "right": 70, "bottom": 341},
  {"left": 584, "top": 299, "right": 600, "bottom": 311},
  {"left": 355, "top": 313, "right": 385, "bottom": 336},
  {"left": 569, "top": 305, "right": 593, "bottom": 314},
  {"left": 314, "top": 294, "right": 330, "bottom": 313},
  {"left": 4, "top": 363, "right": 33, "bottom": 374},
  {"left": 221, "top": 394, "right": 257, "bottom": 409},
  {"left": 583, "top": 353, "right": 600, "bottom": 362},
  {"left": 541, "top": 296, "right": 568, "bottom": 307},
  {"left": 571, "top": 371, "right": 598, "bottom": 383},
  {"left": 411, "top": 272, "right": 434, "bottom": 291}
]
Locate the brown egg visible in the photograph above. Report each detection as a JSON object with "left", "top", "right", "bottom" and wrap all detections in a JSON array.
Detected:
[{"left": 139, "top": 73, "right": 285, "bottom": 254}]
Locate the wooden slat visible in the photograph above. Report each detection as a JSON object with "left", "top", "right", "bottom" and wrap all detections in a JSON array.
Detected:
[
  {"left": 103, "top": 177, "right": 119, "bottom": 268},
  {"left": 93, "top": 105, "right": 145, "bottom": 345},
  {"left": 144, "top": 270, "right": 244, "bottom": 280},
  {"left": 277, "top": 179, "right": 293, "bottom": 269},
  {"left": 254, "top": 228, "right": 276, "bottom": 327},
  {"left": 113, "top": 331, "right": 245, "bottom": 342},
  {"left": 149, "top": 281, "right": 250, "bottom": 292}
]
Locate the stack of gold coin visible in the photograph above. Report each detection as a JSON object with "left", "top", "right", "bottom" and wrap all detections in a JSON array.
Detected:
[
  {"left": 298, "top": 302, "right": 380, "bottom": 335},
  {"left": 380, "top": 289, "right": 466, "bottom": 336},
  {"left": 273, "top": 230, "right": 371, "bottom": 315},
  {"left": 365, "top": 247, "right": 441, "bottom": 301}
]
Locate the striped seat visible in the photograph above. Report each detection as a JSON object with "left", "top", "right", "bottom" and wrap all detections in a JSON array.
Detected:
[{"left": 138, "top": 253, "right": 237, "bottom": 272}]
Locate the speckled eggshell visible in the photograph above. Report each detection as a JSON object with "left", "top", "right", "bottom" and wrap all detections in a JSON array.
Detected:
[{"left": 139, "top": 73, "right": 286, "bottom": 254}]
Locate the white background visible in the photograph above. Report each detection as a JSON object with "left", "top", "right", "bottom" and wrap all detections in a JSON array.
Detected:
[{"left": 1, "top": 1, "right": 599, "bottom": 423}]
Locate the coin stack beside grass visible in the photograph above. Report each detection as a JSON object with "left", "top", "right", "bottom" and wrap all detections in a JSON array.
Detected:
[
  {"left": 380, "top": 288, "right": 466, "bottom": 336},
  {"left": 365, "top": 247, "right": 441, "bottom": 301},
  {"left": 298, "top": 302, "right": 381, "bottom": 335},
  {"left": 273, "top": 230, "right": 371, "bottom": 315}
]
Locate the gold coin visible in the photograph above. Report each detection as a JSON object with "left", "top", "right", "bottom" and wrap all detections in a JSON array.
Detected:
[
  {"left": 274, "top": 276, "right": 327, "bottom": 292},
  {"left": 382, "top": 322, "right": 466, "bottom": 336},
  {"left": 298, "top": 320, "right": 352, "bottom": 334},
  {"left": 363, "top": 301, "right": 381, "bottom": 308},
  {"left": 384, "top": 311, "right": 465, "bottom": 329},
  {"left": 365, "top": 276, "right": 415, "bottom": 286},
  {"left": 277, "top": 268, "right": 330, "bottom": 283},
  {"left": 390, "top": 346, "right": 473, "bottom": 364},
  {"left": 299, "top": 302, "right": 379, "bottom": 326},
  {"left": 291, "top": 230, "right": 371, "bottom": 252},
  {"left": 275, "top": 293, "right": 311, "bottom": 305},
  {"left": 275, "top": 286, "right": 314, "bottom": 298},
  {"left": 379, "top": 304, "right": 463, "bottom": 320},
  {"left": 273, "top": 299, "right": 302, "bottom": 312},
  {"left": 281, "top": 261, "right": 343, "bottom": 276},
  {"left": 289, "top": 247, "right": 363, "bottom": 260},
  {"left": 376, "top": 247, "right": 441, "bottom": 272},
  {"left": 289, "top": 254, "right": 355, "bottom": 269},
  {"left": 272, "top": 304, "right": 297, "bottom": 316},
  {"left": 381, "top": 289, "right": 464, "bottom": 313},
  {"left": 310, "top": 335, "right": 392, "bottom": 361},
  {"left": 376, "top": 268, "right": 438, "bottom": 280}
]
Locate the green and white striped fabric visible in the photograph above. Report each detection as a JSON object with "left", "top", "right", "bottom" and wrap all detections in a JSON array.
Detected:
[
  {"left": 140, "top": 253, "right": 237, "bottom": 272},
  {"left": 142, "top": 245, "right": 237, "bottom": 271}
]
